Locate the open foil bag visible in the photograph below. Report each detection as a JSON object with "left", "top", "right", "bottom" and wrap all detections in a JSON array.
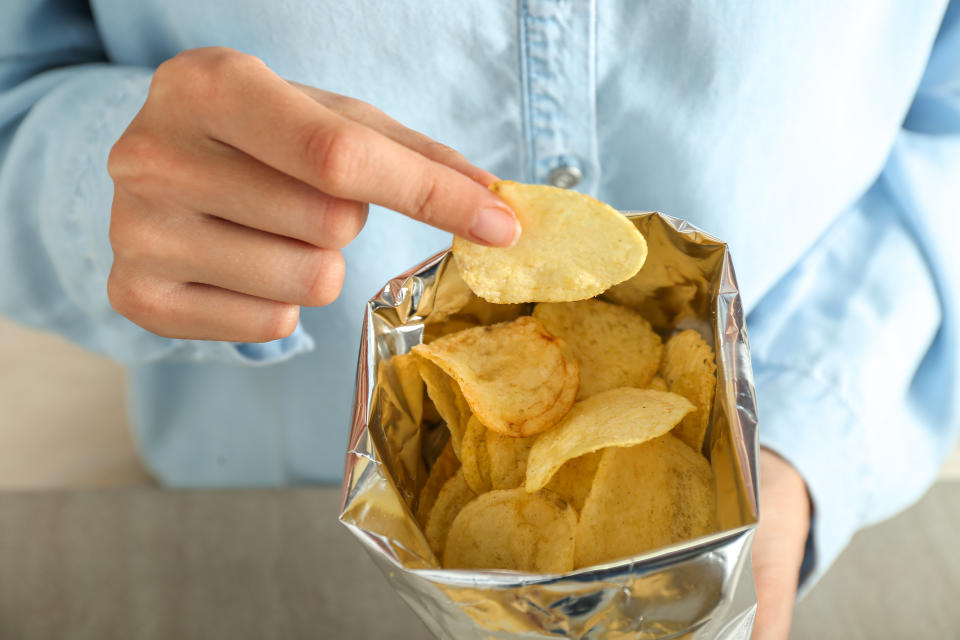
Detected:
[{"left": 340, "top": 212, "right": 759, "bottom": 639}]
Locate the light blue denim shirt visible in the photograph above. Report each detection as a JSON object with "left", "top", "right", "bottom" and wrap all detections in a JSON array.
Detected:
[{"left": 2, "top": 1, "right": 958, "bottom": 588}]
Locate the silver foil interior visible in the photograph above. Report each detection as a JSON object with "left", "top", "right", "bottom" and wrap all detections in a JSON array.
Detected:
[{"left": 340, "top": 212, "right": 759, "bottom": 639}]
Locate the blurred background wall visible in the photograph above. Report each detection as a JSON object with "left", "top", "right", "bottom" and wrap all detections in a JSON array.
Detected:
[{"left": 0, "top": 316, "right": 152, "bottom": 488}]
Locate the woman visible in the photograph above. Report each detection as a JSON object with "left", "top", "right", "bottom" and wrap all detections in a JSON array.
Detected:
[{"left": 1, "top": 2, "right": 958, "bottom": 637}]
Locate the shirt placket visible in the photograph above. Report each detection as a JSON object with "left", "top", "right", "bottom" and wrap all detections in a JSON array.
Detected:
[{"left": 520, "top": 0, "right": 599, "bottom": 195}]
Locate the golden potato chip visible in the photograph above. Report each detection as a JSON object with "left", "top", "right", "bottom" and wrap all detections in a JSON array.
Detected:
[
  {"left": 574, "top": 434, "right": 717, "bottom": 568},
  {"left": 533, "top": 299, "right": 662, "bottom": 399},
  {"left": 416, "top": 356, "right": 470, "bottom": 457},
  {"left": 423, "top": 316, "right": 480, "bottom": 343},
  {"left": 486, "top": 429, "right": 536, "bottom": 490},
  {"left": 647, "top": 376, "right": 669, "bottom": 392},
  {"left": 525, "top": 388, "right": 694, "bottom": 491},
  {"left": 416, "top": 442, "right": 460, "bottom": 527},
  {"left": 452, "top": 181, "right": 647, "bottom": 303},
  {"left": 544, "top": 451, "right": 601, "bottom": 512},
  {"left": 424, "top": 469, "right": 476, "bottom": 556},
  {"left": 461, "top": 416, "right": 493, "bottom": 494},
  {"left": 413, "top": 316, "right": 579, "bottom": 437},
  {"left": 457, "top": 297, "right": 530, "bottom": 326},
  {"left": 660, "top": 330, "right": 717, "bottom": 453},
  {"left": 443, "top": 488, "right": 577, "bottom": 572}
]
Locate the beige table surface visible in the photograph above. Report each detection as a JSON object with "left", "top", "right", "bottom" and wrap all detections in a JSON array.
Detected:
[
  {"left": 1, "top": 484, "right": 959, "bottom": 640},
  {"left": 2, "top": 317, "right": 960, "bottom": 639}
]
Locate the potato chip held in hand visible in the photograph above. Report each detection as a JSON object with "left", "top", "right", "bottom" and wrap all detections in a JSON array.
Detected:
[
  {"left": 525, "top": 387, "right": 694, "bottom": 491},
  {"left": 443, "top": 488, "right": 577, "bottom": 573},
  {"left": 452, "top": 181, "right": 648, "bottom": 303}
]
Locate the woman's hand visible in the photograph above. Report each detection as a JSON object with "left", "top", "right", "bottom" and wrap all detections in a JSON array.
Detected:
[
  {"left": 752, "top": 447, "right": 812, "bottom": 639},
  {"left": 107, "top": 47, "right": 519, "bottom": 342}
]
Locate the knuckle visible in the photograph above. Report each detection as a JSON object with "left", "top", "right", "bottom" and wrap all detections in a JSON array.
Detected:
[
  {"left": 107, "top": 132, "right": 180, "bottom": 198},
  {"left": 107, "top": 267, "right": 163, "bottom": 326},
  {"left": 300, "top": 248, "right": 345, "bottom": 307},
  {"left": 409, "top": 175, "right": 442, "bottom": 227},
  {"left": 151, "top": 50, "right": 206, "bottom": 102},
  {"left": 258, "top": 304, "right": 300, "bottom": 342},
  {"left": 107, "top": 203, "right": 137, "bottom": 255},
  {"left": 303, "top": 126, "right": 363, "bottom": 192},
  {"left": 203, "top": 47, "right": 265, "bottom": 80},
  {"left": 106, "top": 267, "right": 132, "bottom": 317},
  {"left": 311, "top": 198, "right": 366, "bottom": 249},
  {"left": 109, "top": 203, "right": 189, "bottom": 271},
  {"left": 343, "top": 97, "right": 384, "bottom": 121},
  {"left": 154, "top": 47, "right": 263, "bottom": 106},
  {"left": 107, "top": 131, "right": 154, "bottom": 183},
  {"left": 149, "top": 58, "right": 181, "bottom": 100}
]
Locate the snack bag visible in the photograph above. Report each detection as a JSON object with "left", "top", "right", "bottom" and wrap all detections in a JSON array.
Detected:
[{"left": 340, "top": 193, "right": 759, "bottom": 639}]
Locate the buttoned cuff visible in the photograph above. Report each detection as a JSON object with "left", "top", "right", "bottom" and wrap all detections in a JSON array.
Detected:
[{"left": 753, "top": 360, "right": 866, "bottom": 597}]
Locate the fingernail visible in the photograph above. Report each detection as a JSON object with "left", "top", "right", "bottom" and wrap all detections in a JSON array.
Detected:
[{"left": 469, "top": 206, "right": 521, "bottom": 247}]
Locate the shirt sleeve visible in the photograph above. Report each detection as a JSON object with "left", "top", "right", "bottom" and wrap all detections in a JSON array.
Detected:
[
  {"left": 749, "top": 0, "right": 960, "bottom": 593},
  {"left": 0, "top": 0, "right": 314, "bottom": 366}
]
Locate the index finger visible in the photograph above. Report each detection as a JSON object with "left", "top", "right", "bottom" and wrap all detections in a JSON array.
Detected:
[{"left": 203, "top": 55, "right": 520, "bottom": 247}]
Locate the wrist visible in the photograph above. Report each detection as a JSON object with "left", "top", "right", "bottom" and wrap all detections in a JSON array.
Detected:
[{"left": 758, "top": 447, "right": 812, "bottom": 563}]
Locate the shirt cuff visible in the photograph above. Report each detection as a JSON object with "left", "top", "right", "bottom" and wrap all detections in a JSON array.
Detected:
[
  {"left": 175, "top": 326, "right": 316, "bottom": 366},
  {"left": 753, "top": 360, "right": 866, "bottom": 597}
]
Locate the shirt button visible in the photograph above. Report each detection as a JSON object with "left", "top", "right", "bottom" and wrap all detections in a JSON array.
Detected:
[{"left": 548, "top": 165, "right": 582, "bottom": 189}]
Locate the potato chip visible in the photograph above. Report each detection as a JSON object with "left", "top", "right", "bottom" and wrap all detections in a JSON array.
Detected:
[
  {"left": 424, "top": 469, "right": 476, "bottom": 556},
  {"left": 443, "top": 488, "right": 577, "bottom": 573},
  {"left": 544, "top": 451, "right": 601, "bottom": 512},
  {"left": 486, "top": 429, "right": 536, "bottom": 490},
  {"left": 461, "top": 416, "right": 493, "bottom": 494},
  {"left": 660, "top": 330, "right": 717, "bottom": 453},
  {"left": 423, "top": 316, "right": 480, "bottom": 343},
  {"left": 525, "top": 387, "right": 694, "bottom": 491},
  {"left": 533, "top": 299, "right": 662, "bottom": 399},
  {"left": 574, "top": 434, "right": 717, "bottom": 568},
  {"left": 413, "top": 316, "right": 579, "bottom": 437},
  {"left": 452, "top": 181, "right": 647, "bottom": 303},
  {"left": 457, "top": 297, "right": 530, "bottom": 326},
  {"left": 451, "top": 397, "right": 472, "bottom": 457},
  {"left": 416, "top": 356, "right": 470, "bottom": 457},
  {"left": 647, "top": 376, "right": 669, "bottom": 392},
  {"left": 416, "top": 442, "right": 460, "bottom": 527}
]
